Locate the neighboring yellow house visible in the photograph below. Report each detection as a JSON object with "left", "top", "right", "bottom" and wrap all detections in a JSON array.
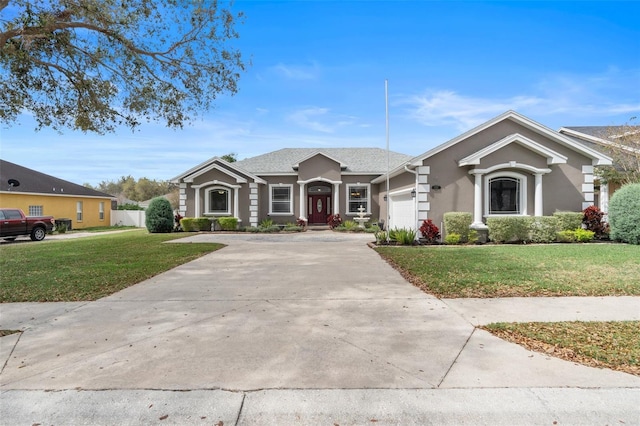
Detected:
[{"left": 0, "top": 159, "right": 114, "bottom": 230}]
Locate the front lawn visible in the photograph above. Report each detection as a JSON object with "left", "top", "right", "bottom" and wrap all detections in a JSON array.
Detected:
[
  {"left": 0, "top": 230, "right": 223, "bottom": 302},
  {"left": 483, "top": 321, "right": 640, "bottom": 376},
  {"left": 375, "top": 244, "right": 640, "bottom": 298}
]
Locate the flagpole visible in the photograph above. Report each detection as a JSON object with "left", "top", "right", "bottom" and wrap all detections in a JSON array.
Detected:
[{"left": 385, "top": 80, "right": 390, "bottom": 243}]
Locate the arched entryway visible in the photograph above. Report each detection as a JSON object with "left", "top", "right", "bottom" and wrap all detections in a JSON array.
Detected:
[{"left": 307, "top": 183, "right": 332, "bottom": 224}]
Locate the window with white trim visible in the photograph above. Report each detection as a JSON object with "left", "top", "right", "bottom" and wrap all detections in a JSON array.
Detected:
[
  {"left": 99, "top": 202, "right": 105, "bottom": 220},
  {"left": 485, "top": 172, "right": 526, "bottom": 215},
  {"left": 76, "top": 201, "right": 83, "bottom": 221},
  {"left": 347, "top": 184, "right": 370, "bottom": 214},
  {"left": 206, "top": 187, "right": 230, "bottom": 215},
  {"left": 29, "top": 205, "right": 43, "bottom": 216},
  {"left": 270, "top": 184, "right": 293, "bottom": 215}
]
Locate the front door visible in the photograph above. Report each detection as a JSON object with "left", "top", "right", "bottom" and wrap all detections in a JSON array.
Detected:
[{"left": 309, "top": 195, "right": 330, "bottom": 224}]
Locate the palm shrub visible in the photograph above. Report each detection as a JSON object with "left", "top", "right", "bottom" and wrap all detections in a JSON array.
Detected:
[
  {"left": 145, "top": 197, "right": 174, "bottom": 233},
  {"left": 608, "top": 183, "right": 640, "bottom": 245},
  {"left": 389, "top": 227, "right": 416, "bottom": 245}
]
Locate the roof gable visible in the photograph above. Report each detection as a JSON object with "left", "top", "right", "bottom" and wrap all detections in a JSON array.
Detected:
[
  {"left": 458, "top": 133, "right": 568, "bottom": 166},
  {"left": 172, "top": 157, "right": 266, "bottom": 184},
  {"left": 410, "top": 110, "right": 611, "bottom": 167},
  {"left": 293, "top": 151, "right": 347, "bottom": 170}
]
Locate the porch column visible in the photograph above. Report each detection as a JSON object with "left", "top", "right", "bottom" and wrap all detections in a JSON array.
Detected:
[
  {"left": 534, "top": 173, "right": 543, "bottom": 216},
  {"left": 333, "top": 183, "right": 340, "bottom": 214},
  {"left": 194, "top": 186, "right": 200, "bottom": 216},
  {"left": 299, "top": 183, "right": 306, "bottom": 220},
  {"left": 233, "top": 188, "right": 239, "bottom": 219},
  {"left": 470, "top": 171, "right": 485, "bottom": 228}
]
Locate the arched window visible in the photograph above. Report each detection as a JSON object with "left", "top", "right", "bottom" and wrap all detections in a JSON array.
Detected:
[
  {"left": 485, "top": 172, "right": 527, "bottom": 215},
  {"left": 206, "top": 187, "right": 230, "bottom": 214}
]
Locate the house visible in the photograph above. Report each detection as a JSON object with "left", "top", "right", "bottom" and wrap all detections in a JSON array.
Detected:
[
  {"left": 0, "top": 160, "right": 114, "bottom": 229},
  {"left": 558, "top": 125, "right": 639, "bottom": 215},
  {"left": 172, "top": 111, "right": 612, "bottom": 234}
]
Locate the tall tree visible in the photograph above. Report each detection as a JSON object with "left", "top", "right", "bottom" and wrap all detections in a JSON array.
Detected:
[
  {"left": 220, "top": 152, "right": 237, "bottom": 162},
  {"left": 1, "top": 0, "right": 245, "bottom": 133},
  {"left": 597, "top": 119, "right": 640, "bottom": 185}
]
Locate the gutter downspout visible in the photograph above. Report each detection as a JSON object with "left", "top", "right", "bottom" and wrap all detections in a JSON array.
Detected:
[{"left": 404, "top": 164, "right": 418, "bottom": 241}]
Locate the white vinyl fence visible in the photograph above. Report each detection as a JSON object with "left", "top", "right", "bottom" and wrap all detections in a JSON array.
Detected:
[{"left": 111, "top": 210, "right": 146, "bottom": 227}]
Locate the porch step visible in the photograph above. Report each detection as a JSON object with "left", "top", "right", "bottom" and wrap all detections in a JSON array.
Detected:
[{"left": 307, "top": 225, "right": 330, "bottom": 231}]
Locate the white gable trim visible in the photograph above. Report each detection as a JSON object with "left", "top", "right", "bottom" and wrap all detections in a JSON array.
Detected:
[
  {"left": 297, "top": 176, "right": 343, "bottom": 185},
  {"left": 458, "top": 133, "right": 568, "bottom": 166},
  {"left": 559, "top": 127, "right": 640, "bottom": 155},
  {"left": 192, "top": 180, "right": 242, "bottom": 190},
  {"left": 469, "top": 162, "right": 552, "bottom": 176},
  {"left": 173, "top": 158, "right": 267, "bottom": 185},
  {"left": 408, "top": 110, "right": 612, "bottom": 167},
  {"left": 292, "top": 151, "right": 347, "bottom": 170}
]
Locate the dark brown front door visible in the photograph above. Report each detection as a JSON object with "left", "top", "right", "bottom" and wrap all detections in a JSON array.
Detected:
[{"left": 309, "top": 195, "right": 330, "bottom": 224}]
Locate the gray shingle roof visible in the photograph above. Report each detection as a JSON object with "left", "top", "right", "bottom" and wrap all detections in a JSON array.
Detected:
[
  {"left": 234, "top": 148, "right": 412, "bottom": 174},
  {"left": 0, "top": 159, "right": 113, "bottom": 198}
]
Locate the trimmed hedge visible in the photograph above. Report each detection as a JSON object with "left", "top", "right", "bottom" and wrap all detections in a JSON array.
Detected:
[
  {"left": 609, "top": 183, "right": 640, "bottom": 245},
  {"left": 553, "top": 211, "right": 583, "bottom": 232},
  {"left": 217, "top": 217, "right": 238, "bottom": 231},
  {"left": 444, "top": 212, "right": 472, "bottom": 242},
  {"left": 487, "top": 217, "right": 533, "bottom": 243},
  {"left": 180, "top": 217, "right": 212, "bottom": 232},
  {"left": 530, "top": 216, "right": 559, "bottom": 243}
]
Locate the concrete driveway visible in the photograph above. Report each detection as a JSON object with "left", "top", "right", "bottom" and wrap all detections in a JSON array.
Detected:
[{"left": 1, "top": 231, "right": 639, "bottom": 424}]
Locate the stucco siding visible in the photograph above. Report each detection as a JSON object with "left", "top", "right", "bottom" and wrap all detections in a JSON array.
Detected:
[
  {"left": 298, "top": 155, "right": 341, "bottom": 182},
  {"left": 0, "top": 193, "right": 111, "bottom": 229}
]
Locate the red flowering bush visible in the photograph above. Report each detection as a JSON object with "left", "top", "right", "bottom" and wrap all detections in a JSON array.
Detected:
[
  {"left": 327, "top": 214, "right": 342, "bottom": 229},
  {"left": 419, "top": 219, "right": 440, "bottom": 243},
  {"left": 582, "top": 205, "right": 609, "bottom": 239}
]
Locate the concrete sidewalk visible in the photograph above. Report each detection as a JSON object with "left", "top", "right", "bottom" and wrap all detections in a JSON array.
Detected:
[{"left": 1, "top": 231, "right": 639, "bottom": 424}]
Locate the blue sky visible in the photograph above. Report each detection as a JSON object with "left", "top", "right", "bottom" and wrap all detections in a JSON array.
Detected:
[{"left": 1, "top": 0, "right": 639, "bottom": 187}]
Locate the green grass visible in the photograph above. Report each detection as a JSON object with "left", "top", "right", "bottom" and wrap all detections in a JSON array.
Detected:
[
  {"left": 484, "top": 321, "right": 640, "bottom": 376},
  {"left": 0, "top": 230, "right": 223, "bottom": 302},
  {"left": 375, "top": 244, "right": 640, "bottom": 298}
]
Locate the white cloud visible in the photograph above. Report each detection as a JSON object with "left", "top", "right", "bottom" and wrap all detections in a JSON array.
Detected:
[
  {"left": 270, "top": 62, "right": 320, "bottom": 80},
  {"left": 401, "top": 69, "right": 640, "bottom": 131},
  {"left": 287, "top": 107, "right": 334, "bottom": 133}
]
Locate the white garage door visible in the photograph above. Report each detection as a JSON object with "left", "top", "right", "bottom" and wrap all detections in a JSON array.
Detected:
[{"left": 389, "top": 192, "right": 415, "bottom": 230}]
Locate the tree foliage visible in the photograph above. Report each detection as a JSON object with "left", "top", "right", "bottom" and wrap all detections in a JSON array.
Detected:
[
  {"left": 596, "top": 119, "right": 640, "bottom": 185},
  {"left": 86, "top": 175, "right": 176, "bottom": 203},
  {"left": 220, "top": 152, "right": 237, "bottom": 162},
  {"left": 1, "top": 0, "right": 245, "bottom": 133},
  {"left": 145, "top": 197, "right": 174, "bottom": 233}
]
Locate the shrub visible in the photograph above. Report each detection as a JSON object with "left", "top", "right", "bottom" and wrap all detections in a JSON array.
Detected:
[
  {"left": 327, "top": 214, "right": 342, "bottom": 229},
  {"left": 342, "top": 220, "right": 358, "bottom": 231},
  {"left": 529, "top": 216, "right": 559, "bottom": 243},
  {"left": 180, "top": 218, "right": 196, "bottom": 232},
  {"left": 444, "top": 232, "right": 461, "bottom": 245},
  {"left": 259, "top": 218, "right": 274, "bottom": 228},
  {"left": 375, "top": 230, "right": 388, "bottom": 244},
  {"left": 467, "top": 229, "right": 479, "bottom": 244},
  {"left": 56, "top": 222, "right": 68, "bottom": 234},
  {"left": 444, "top": 212, "right": 472, "bottom": 241},
  {"left": 582, "top": 205, "right": 609, "bottom": 239},
  {"left": 145, "top": 197, "right": 174, "bottom": 233},
  {"left": 574, "top": 228, "right": 595, "bottom": 243},
  {"left": 117, "top": 203, "right": 144, "bottom": 210},
  {"left": 194, "top": 217, "right": 212, "bottom": 231},
  {"left": 609, "top": 183, "right": 640, "bottom": 245},
  {"left": 553, "top": 211, "right": 583, "bottom": 232},
  {"left": 557, "top": 229, "right": 595, "bottom": 243},
  {"left": 389, "top": 228, "right": 416, "bottom": 245},
  {"left": 419, "top": 219, "right": 440, "bottom": 243},
  {"left": 487, "top": 217, "right": 533, "bottom": 243},
  {"left": 217, "top": 217, "right": 238, "bottom": 231},
  {"left": 296, "top": 218, "right": 307, "bottom": 229}
]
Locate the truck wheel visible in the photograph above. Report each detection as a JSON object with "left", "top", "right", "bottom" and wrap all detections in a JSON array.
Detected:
[{"left": 30, "top": 227, "right": 46, "bottom": 241}]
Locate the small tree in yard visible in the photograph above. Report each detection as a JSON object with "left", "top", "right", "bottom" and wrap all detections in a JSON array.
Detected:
[
  {"left": 608, "top": 183, "right": 640, "bottom": 245},
  {"left": 145, "top": 197, "right": 173, "bottom": 233}
]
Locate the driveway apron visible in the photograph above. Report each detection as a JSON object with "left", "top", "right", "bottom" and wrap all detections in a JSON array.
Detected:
[{"left": 1, "top": 232, "right": 470, "bottom": 390}]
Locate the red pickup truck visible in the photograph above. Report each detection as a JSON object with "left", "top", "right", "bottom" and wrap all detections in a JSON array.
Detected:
[{"left": 0, "top": 208, "right": 55, "bottom": 241}]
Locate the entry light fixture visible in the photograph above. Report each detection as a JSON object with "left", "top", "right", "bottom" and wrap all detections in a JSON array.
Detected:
[{"left": 411, "top": 189, "right": 416, "bottom": 198}]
